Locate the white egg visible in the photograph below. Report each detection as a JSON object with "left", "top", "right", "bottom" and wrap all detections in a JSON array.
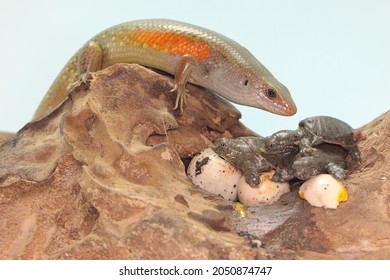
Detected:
[
  {"left": 237, "top": 170, "right": 290, "bottom": 206},
  {"left": 299, "top": 174, "right": 348, "bottom": 209},
  {"left": 187, "top": 148, "right": 241, "bottom": 201}
]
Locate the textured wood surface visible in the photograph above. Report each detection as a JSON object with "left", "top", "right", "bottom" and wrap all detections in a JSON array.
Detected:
[{"left": 0, "top": 64, "right": 388, "bottom": 259}]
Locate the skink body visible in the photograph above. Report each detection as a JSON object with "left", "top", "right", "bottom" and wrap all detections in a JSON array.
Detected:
[{"left": 34, "top": 19, "right": 297, "bottom": 119}]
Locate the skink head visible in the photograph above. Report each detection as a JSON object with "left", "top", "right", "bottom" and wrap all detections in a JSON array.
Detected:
[
  {"left": 257, "top": 78, "right": 297, "bottom": 116},
  {"left": 213, "top": 58, "right": 297, "bottom": 116},
  {"left": 221, "top": 48, "right": 297, "bottom": 116}
]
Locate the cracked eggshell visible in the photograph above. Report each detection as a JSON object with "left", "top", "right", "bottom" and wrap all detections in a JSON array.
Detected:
[
  {"left": 238, "top": 170, "right": 290, "bottom": 206},
  {"left": 299, "top": 174, "right": 348, "bottom": 209},
  {"left": 187, "top": 148, "right": 241, "bottom": 201}
]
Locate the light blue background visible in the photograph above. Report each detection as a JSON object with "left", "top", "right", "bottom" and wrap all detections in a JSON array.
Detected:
[{"left": 1, "top": 0, "right": 389, "bottom": 136}]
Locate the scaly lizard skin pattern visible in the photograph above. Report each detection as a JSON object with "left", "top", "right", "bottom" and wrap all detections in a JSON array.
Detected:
[{"left": 34, "top": 19, "right": 297, "bottom": 119}]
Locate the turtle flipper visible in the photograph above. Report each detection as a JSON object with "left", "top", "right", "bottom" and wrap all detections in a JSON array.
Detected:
[
  {"left": 326, "top": 162, "right": 347, "bottom": 180},
  {"left": 349, "top": 147, "right": 361, "bottom": 165},
  {"left": 241, "top": 155, "right": 271, "bottom": 187},
  {"left": 271, "top": 166, "right": 295, "bottom": 182}
]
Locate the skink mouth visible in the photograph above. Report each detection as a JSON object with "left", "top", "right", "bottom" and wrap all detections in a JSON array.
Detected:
[
  {"left": 280, "top": 102, "right": 297, "bottom": 116},
  {"left": 277, "top": 85, "right": 297, "bottom": 116},
  {"left": 265, "top": 99, "right": 297, "bottom": 116}
]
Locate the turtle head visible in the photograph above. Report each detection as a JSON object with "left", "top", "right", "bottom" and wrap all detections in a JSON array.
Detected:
[
  {"left": 262, "top": 130, "right": 300, "bottom": 160},
  {"left": 211, "top": 138, "right": 232, "bottom": 156}
]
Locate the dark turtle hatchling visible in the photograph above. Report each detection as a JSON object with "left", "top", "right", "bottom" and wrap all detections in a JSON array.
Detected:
[
  {"left": 297, "top": 116, "right": 361, "bottom": 164},
  {"left": 212, "top": 137, "right": 270, "bottom": 187},
  {"left": 263, "top": 115, "right": 361, "bottom": 182},
  {"left": 292, "top": 143, "right": 349, "bottom": 181},
  {"left": 260, "top": 130, "right": 300, "bottom": 182},
  {"left": 211, "top": 115, "right": 361, "bottom": 185}
]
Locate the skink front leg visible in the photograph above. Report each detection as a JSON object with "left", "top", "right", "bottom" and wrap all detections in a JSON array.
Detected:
[{"left": 170, "top": 54, "right": 207, "bottom": 114}]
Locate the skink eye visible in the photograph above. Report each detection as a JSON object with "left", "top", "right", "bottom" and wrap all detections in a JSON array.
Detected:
[{"left": 267, "top": 88, "right": 277, "bottom": 98}]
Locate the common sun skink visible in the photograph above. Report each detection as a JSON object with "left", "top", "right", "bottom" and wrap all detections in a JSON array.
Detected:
[{"left": 33, "top": 19, "right": 297, "bottom": 119}]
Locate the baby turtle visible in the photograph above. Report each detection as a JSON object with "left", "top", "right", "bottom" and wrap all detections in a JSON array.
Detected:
[
  {"left": 298, "top": 116, "right": 361, "bottom": 164},
  {"left": 212, "top": 115, "right": 361, "bottom": 185},
  {"left": 212, "top": 137, "right": 270, "bottom": 187},
  {"left": 262, "top": 116, "right": 361, "bottom": 181},
  {"left": 259, "top": 130, "right": 300, "bottom": 182},
  {"left": 291, "top": 143, "right": 349, "bottom": 181}
]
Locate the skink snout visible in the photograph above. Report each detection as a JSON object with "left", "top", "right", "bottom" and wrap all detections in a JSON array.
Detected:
[{"left": 264, "top": 82, "right": 297, "bottom": 116}]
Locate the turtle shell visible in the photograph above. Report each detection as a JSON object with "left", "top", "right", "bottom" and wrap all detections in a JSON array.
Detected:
[{"left": 298, "top": 116, "right": 357, "bottom": 147}]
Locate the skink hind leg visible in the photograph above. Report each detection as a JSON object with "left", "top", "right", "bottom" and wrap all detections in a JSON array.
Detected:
[
  {"left": 77, "top": 41, "right": 103, "bottom": 74},
  {"left": 170, "top": 83, "right": 189, "bottom": 114},
  {"left": 67, "top": 41, "right": 103, "bottom": 91},
  {"left": 171, "top": 54, "right": 207, "bottom": 114}
]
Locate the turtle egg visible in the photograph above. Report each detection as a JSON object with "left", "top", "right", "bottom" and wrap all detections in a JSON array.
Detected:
[
  {"left": 187, "top": 148, "right": 241, "bottom": 201},
  {"left": 237, "top": 170, "right": 290, "bottom": 206},
  {"left": 299, "top": 174, "right": 348, "bottom": 209}
]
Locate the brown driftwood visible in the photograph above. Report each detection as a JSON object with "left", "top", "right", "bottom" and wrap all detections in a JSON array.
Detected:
[{"left": 0, "top": 64, "right": 389, "bottom": 259}]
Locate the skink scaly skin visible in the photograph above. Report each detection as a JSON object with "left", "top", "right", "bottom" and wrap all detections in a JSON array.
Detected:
[{"left": 33, "top": 19, "right": 297, "bottom": 119}]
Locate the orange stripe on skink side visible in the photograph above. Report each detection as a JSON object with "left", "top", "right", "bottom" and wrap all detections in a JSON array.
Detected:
[{"left": 117, "top": 30, "right": 210, "bottom": 60}]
